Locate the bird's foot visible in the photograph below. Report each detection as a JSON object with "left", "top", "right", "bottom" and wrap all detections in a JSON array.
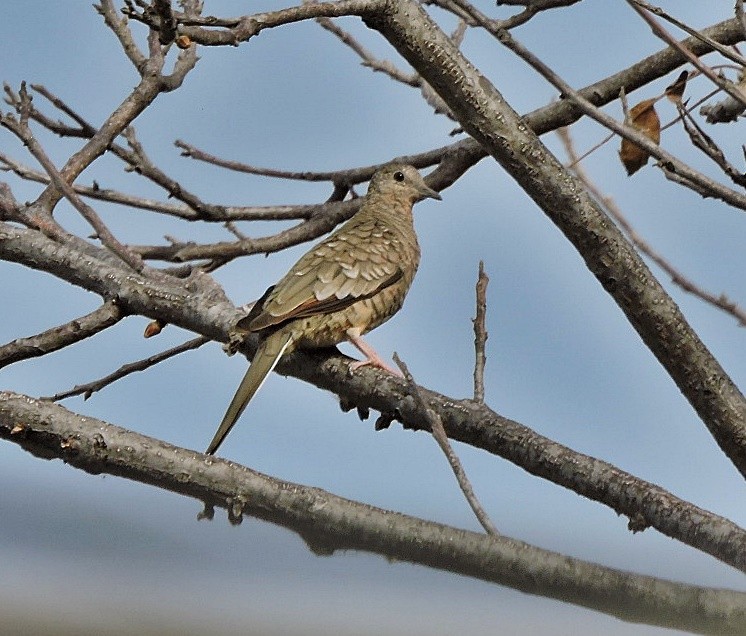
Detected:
[
  {"left": 224, "top": 330, "right": 249, "bottom": 356},
  {"left": 349, "top": 355, "right": 403, "bottom": 377}
]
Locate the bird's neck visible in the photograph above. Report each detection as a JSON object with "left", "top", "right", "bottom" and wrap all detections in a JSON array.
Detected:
[{"left": 363, "top": 192, "right": 415, "bottom": 225}]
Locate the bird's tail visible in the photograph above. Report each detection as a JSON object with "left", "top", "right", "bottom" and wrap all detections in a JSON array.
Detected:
[{"left": 206, "top": 330, "right": 293, "bottom": 455}]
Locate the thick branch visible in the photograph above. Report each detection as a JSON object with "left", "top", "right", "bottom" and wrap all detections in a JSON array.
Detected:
[
  {"left": 0, "top": 222, "right": 234, "bottom": 340},
  {"left": 558, "top": 127, "right": 746, "bottom": 327},
  {"left": 0, "top": 392, "right": 744, "bottom": 635},
  {"left": 363, "top": 0, "right": 746, "bottom": 478},
  {"left": 0, "top": 301, "right": 122, "bottom": 369},
  {"left": 1, "top": 222, "right": 744, "bottom": 573}
]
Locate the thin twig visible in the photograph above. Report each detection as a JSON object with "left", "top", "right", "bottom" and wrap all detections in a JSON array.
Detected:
[
  {"left": 30, "top": 83, "right": 98, "bottom": 135},
  {"left": 472, "top": 261, "right": 489, "bottom": 403},
  {"left": 123, "top": 127, "right": 224, "bottom": 221},
  {"left": 566, "top": 85, "right": 720, "bottom": 168},
  {"left": 629, "top": 0, "right": 746, "bottom": 67},
  {"left": 312, "top": 11, "right": 457, "bottom": 121},
  {"left": 393, "top": 353, "right": 499, "bottom": 535},
  {"left": 496, "top": 29, "right": 746, "bottom": 212},
  {"left": 46, "top": 336, "right": 210, "bottom": 401},
  {"left": 627, "top": 0, "right": 746, "bottom": 108},
  {"left": 0, "top": 152, "right": 315, "bottom": 222},
  {"left": 428, "top": 0, "right": 583, "bottom": 32},
  {"left": 130, "top": 198, "right": 361, "bottom": 263},
  {"left": 95, "top": 0, "right": 147, "bottom": 70},
  {"left": 314, "top": 14, "right": 419, "bottom": 86},
  {"left": 1, "top": 85, "right": 147, "bottom": 272},
  {"left": 558, "top": 127, "right": 746, "bottom": 326},
  {"left": 175, "top": 140, "right": 443, "bottom": 184},
  {"left": 677, "top": 103, "right": 746, "bottom": 187}
]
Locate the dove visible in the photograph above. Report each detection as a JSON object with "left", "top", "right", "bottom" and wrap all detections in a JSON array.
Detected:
[{"left": 206, "top": 163, "right": 440, "bottom": 455}]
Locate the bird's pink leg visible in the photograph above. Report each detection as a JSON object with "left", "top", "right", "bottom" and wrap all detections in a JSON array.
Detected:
[{"left": 346, "top": 329, "right": 402, "bottom": 377}]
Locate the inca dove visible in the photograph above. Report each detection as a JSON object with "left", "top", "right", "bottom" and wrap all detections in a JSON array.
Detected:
[{"left": 206, "top": 163, "right": 441, "bottom": 455}]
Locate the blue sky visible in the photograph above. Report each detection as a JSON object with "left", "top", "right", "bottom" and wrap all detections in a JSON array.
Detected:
[{"left": 0, "top": 1, "right": 743, "bottom": 634}]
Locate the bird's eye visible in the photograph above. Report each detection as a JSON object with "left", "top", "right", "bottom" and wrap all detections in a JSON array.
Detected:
[{"left": 393, "top": 171, "right": 405, "bottom": 182}]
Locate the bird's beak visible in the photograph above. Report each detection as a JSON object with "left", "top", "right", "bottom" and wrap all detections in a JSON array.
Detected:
[{"left": 418, "top": 183, "right": 442, "bottom": 201}]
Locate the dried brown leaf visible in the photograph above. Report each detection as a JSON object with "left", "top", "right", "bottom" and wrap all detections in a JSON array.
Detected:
[{"left": 620, "top": 98, "right": 661, "bottom": 175}]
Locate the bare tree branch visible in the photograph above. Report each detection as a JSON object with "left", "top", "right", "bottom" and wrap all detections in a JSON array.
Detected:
[
  {"left": 0, "top": 301, "right": 123, "bottom": 369},
  {"left": 34, "top": 0, "right": 197, "bottom": 216},
  {"left": 472, "top": 261, "right": 488, "bottom": 403},
  {"left": 627, "top": 0, "right": 746, "bottom": 107},
  {"left": 1, "top": 391, "right": 744, "bottom": 635},
  {"left": 677, "top": 102, "right": 746, "bottom": 188},
  {"left": 430, "top": 0, "right": 584, "bottom": 32},
  {"left": 1, "top": 221, "right": 744, "bottom": 573},
  {"left": 629, "top": 0, "right": 746, "bottom": 67},
  {"left": 364, "top": 0, "right": 746, "bottom": 478},
  {"left": 394, "top": 353, "right": 499, "bottom": 535},
  {"left": 175, "top": 139, "right": 446, "bottom": 184},
  {"left": 126, "top": 0, "right": 382, "bottom": 47},
  {"left": 2, "top": 4, "right": 746, "bottom": 631},
  {"left": 46, "top": 336, "right": 210, "bottom": 402},
  {"left": 558, "top": 127, "right": 746, "bottom": 327},
  {"left": 129, "top": 198, "right": 362, "bottom": 263},
  {"left": 95, "top": 0, "right": 147, "bottom": 70},
  {"left": 1, "top": 85, "right": 147, "bottom": 273},
  {"left": 314, "top": 14, "right": 419, "bottom": 86}
]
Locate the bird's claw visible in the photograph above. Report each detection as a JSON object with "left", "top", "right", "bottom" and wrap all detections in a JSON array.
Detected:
[
  {"left": 224, "top": 330, "right": 248, "bottom": 356},
  {"left": 349, "top": 357, "right": 403, "bottom": 377}
]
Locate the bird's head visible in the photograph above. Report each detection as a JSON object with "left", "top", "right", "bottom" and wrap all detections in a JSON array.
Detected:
[{"left": 368, "top": 163, "right": 442, "bottom": 204}]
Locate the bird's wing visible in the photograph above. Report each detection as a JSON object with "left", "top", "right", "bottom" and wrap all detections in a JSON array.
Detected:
[{"left": 242, "top": 218, "right": 402, "bottom": 332}]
